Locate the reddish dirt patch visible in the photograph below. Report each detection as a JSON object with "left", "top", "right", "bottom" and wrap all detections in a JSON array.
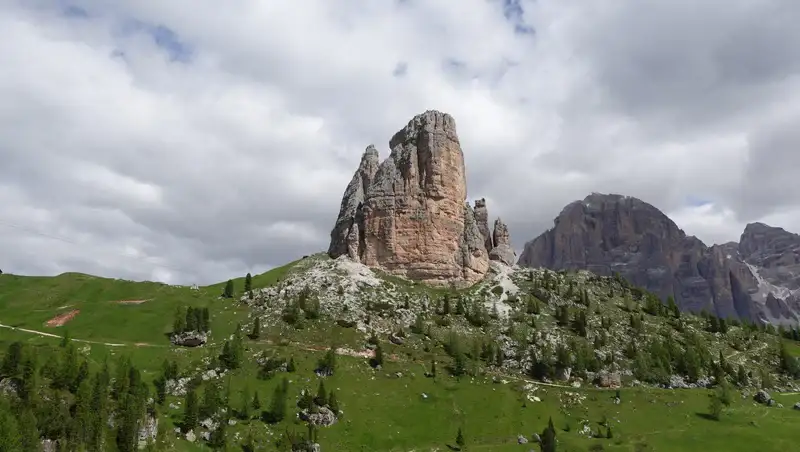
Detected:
[
  {"left": 46, "top": 310, "right": 80, "bottom": 327},
  {"left": 114, "top": 299, "right": 149, "bottom": 304}
]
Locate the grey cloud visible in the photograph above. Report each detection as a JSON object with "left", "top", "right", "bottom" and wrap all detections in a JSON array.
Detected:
[{"left": 1, "top": 0, "right": 799, "bottom": 285}]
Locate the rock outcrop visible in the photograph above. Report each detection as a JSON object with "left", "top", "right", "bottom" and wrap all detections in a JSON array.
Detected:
[
  {"left": 518, "top": 193, "right": 800, "bottom": 325},
  {"left": 489, "top": 218, "right": 516, "bottom": 266},
  {"left": 169, "top": 331, "right": 207, "bottom": 347},
  {"left": 328, "top": 111, "right": 489, "bottom": 286},
  {"left": 474, "top": 198, "right": 493, "bottom": 252}
]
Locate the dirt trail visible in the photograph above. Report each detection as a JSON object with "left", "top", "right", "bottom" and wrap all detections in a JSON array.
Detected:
[{"left": 0, "top": 322, "right": 152, "bottom": 347}]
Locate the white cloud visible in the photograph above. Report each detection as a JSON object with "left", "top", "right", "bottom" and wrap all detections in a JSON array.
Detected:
[{"left": 0, "top": 0, "right": 798, "bottom": 284}]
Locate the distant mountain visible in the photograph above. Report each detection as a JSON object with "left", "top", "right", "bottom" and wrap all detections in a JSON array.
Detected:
[{"left": 518, "top": 193, "right": 800, "bottom": 325}]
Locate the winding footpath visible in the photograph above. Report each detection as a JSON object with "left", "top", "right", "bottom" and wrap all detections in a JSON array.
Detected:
[{"left": 0, "top": 322, "right": 156, "bottom": 347}]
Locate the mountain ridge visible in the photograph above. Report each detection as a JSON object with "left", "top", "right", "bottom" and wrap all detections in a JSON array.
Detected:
[{"left": 518, "top": 193, "right": 800, "bottom": 326}]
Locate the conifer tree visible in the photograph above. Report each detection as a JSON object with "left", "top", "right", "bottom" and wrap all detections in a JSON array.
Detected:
[
  {"left": 287, "top": 356, "right": 296, "bottom": 372},
  {"left": 183, "top": 389, "right": 199, "bottom": 432},
  {"left": 328, "top": 390, "right": 339, "bottom": 414},
  {"left": 315, "top": 380, "right": 327, "bottom": 407},
  {"left": 223, "top": 279, "right": 234, "bottom": 298},
  {"left": 252, "top": 390, "right": 262, "bottom": 414},
  {"left": 708, "top": 390, "right": 723, "bottom": 421},
  {"left": 540, "top": 417, "right": 556, "bottom": 452},
  {"left": 250, "top": 317, "right": 261, "bottom": 340},
  {"left": 239, "top": 387, "right": 251, "bottom": 420},
  {"left": 1, "top": 342, "right": 22, "bottom": 377},
  {"left": 244, "top": 272, "right": 252, "bottom": 293},
  {"left": 456, "top": 427, "right": 465, "bottom": 450},
  {"left": 18, "top": 409, "right": 38, "bottom": 452},
  {"left": 173, "top": 306, "right": 187, "bottom": 333},
  {"left": 209, "top": 418, "right": 227, "bottom": 449},
  {"left": 201, "top": 383, "right": 222, "bottom": 419},
  {"left": 0, "top": 400, "right": 21, "bottom": 452},
  {"left": 267, "top": 378, "right": 288, "bottom": 423}
]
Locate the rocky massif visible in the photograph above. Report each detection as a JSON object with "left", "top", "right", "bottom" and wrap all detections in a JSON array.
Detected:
[
  {"left": 328, "top": 110, "right": 514, "bottom": 287},
  {"left": 518, "top": 193, "right": 800, "bottom": 325}
]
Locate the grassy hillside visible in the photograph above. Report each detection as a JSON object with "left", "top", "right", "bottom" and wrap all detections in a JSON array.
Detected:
[
  {"left": 1, "top": 255, "right": 799, "bottom": 451},
  {"left": 0, "top": 260, "right": 297, "bottom": 344}
]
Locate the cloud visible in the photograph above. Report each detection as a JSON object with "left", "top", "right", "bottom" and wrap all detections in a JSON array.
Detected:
[{"left": 0, "top": 0, "right": 798, "bottom": 284}]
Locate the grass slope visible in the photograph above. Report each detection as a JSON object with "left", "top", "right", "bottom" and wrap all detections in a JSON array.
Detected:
[
  {"left": 0, "top": 260, "right": 297, "bottom": 344},
  {"left": 1, "top": 257, "right": 799, "bottom": 451}
]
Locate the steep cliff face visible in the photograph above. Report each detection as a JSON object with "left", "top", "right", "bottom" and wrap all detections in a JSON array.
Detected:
[
  {"left": 518, "top": 193, "right": 800, "bottom": 325},
  {"left": 328, "top": 110, "right": 491, "bottom": 287}
]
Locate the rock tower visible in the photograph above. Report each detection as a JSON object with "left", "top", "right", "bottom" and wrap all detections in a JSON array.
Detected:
[{"left": 328, "top": 110, "right": 515, "bottom": 286}]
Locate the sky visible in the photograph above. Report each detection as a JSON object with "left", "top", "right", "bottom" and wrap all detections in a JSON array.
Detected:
[{"left": 1, "top": 0, "right": 799, "bottom": 285}]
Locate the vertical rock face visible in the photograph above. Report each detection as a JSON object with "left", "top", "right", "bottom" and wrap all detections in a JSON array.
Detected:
[
  {"left": 518, "top": 193, "right": 800, "bottom": 325},
  {"left": 489, "top": 218, "right": 516, "bottom": 266},
  {"left": 327, "top": 146, "right": 380, "bottom": 260},
  {"left": 474, "top": 198, "right": 493, "bottom": 252},
  {"left": 328, "top": 110, "right": 491, "bottom": 286}
]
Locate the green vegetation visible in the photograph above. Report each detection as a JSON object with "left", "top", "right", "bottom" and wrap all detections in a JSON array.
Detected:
[{"left": 0, "top": 256, "right": 799, "bottom": 451}]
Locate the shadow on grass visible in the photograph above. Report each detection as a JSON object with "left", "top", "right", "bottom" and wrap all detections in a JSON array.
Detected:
[{"left": 694, "top": 412, "right": 719, "bottom": 421}]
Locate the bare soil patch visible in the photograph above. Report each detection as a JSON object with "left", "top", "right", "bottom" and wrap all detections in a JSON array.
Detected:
[
  {"left": 114, "top": 299, "right": 150, "bottom": 304},
  {"left": 46, "top": 309, "right": 80, "bottom": 327}
]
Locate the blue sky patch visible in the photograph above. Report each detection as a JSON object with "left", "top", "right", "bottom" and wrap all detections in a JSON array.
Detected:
[
  {"left": 686, "top": 196, "right": 712, "bottom": 207},
  {"left": 118, "top": 19, "right": 193, "bottom": 63},
  {"left": 502, "top": 0, "right": 535, "bottom": 35}
]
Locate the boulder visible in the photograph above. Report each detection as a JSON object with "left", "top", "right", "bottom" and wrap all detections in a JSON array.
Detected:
[
  {"left": 594, "top": 371, "right": 621, "bottom": 388},
  {"left": 754, "top": 389, "right": 771, "bottom": 404},
  {"left": 169, "top": 331, "right": 207, "bottom": 347},
  {"left": 300, "top": 406, "right": 338, "bottom": 427}
]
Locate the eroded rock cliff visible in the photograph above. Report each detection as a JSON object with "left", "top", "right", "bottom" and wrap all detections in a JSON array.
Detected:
[
  {"left": 518, "top": 193, "right": 800, "bottom": 325},
  {"left": 328, "top": 111, "right": 492, "bottom": 286}
]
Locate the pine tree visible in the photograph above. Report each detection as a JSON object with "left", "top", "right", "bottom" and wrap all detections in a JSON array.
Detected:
[
  {"left": 252, "top": 390, "right": 262, "bottom": 414},
  {"left": 223, "top": 279, "right": 234, "bottom": 298},
  {"left": 318, "top": 347, "right": 336, "bottom": 376},
  {"left": 372, "top": 344, "right": 384, "bottom": 368},
  {"left": 1, "top": 342, "right": 23, "bottom": 377},
  {"left": 183, "top": 389, "right": 199, "bottom": 432},
  {"left": 267, "top": 378, "right": 288, "bottom": 423},
  {"left": 0, "top": 400, "right": 21, "bottom": 452},
  {"left": 18, "top": 409, "right": 38, "bottom": 452},
  {"left": 328, "top": 391, "right": 339, "bottom": 414},
  {"left": 60, "top": 330, "right": 71, "bottom": 348},
  {"left": 430, "top": 359, "right": 437, "bottom": 379},
  {"left": 201, "top": 307, "right": 211, "bottom": 333},
  {"left": 736, "top": 365, "right": 748, "bottom": 386},
  {"left": 452, "top": 352, "right": 467, "bottom": 377},
  {"left": 287, "top": 356, "right": 296, "bottom": 373},
  {"left": 606, "top": 426, "right": 613, "bottom": 438},
  {"left": 455, "top": 427, "right": 465, "bottom": 450},
  {"left": 209, "top": 418, "right": 227, "bottom": 449},
  {"left": 244, "top": 273, "right": 252, "bottom": 293},
  {"left": 412, "top": 313, "right": 425, "bottom": 334},
  {"left": 556, "top": 305, "right": 570, "bottom": 327},
  {"left": 239, "top": 387, "right": 251, "bottom": 420},
  {"left": 540, "top": 417, "right": 556, "bottom": 452},
  {"left": 201, "top": 383, "right": 222, "bottom": 419},
  {"left": 708, "top": 390, "right": 723, "bottom": 421},
  {"left": 250, "top": 317, "right": 261, "bottom": 340},
  {"left": 173, "top": 306, "right": 187, "bottom": 333},
  {"left": 315, "top": 380, "right": 327, "bottom": 406},
  {"left": 88, "top": 363, "right": 110, "bottom": 450}
]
